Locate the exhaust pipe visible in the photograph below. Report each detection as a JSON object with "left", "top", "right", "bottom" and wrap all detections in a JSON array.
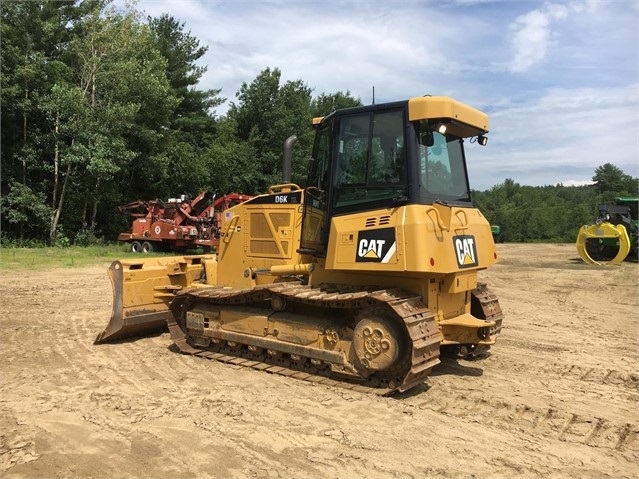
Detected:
[{"left": 282, "top": 135, "right": 297, "bottom": 183}]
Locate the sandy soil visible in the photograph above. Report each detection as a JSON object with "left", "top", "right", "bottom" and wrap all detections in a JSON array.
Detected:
[{"left": 0, "top": 243, "right": 637, "bottom": 479}]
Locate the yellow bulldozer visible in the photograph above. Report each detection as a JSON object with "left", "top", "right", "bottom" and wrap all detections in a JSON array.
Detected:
[{"left": 96, "top": 96, "right": 504, "bottom": 395}]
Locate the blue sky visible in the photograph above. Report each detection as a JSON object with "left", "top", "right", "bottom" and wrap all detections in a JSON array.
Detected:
[{"left": 121, "top": 0, "right": 638, "bottom": 191}]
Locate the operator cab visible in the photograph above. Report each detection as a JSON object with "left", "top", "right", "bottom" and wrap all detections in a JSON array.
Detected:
[{"left": 300, "top": 96, "right": 489, "bottom": 256}]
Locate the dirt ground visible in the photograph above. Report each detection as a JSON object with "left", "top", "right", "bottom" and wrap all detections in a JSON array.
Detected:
[{"left": 0, "top": 243, "right": 637, "bottom": 479}]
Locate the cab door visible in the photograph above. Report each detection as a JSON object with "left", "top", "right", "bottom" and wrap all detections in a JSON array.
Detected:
[{"left": 299, "top": 122, "right": 332, "bottom": 256}]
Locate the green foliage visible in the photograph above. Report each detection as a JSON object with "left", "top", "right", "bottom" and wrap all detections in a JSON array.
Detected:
[
  {"left": 1, "top": 0, "right": 181, "bottom": 243},
  {"left": 310, "top": 91, "right": 362, "bottom": 117},
  {"left": 73, "top": 227, "right": 104, "bottom": 246},
  {"left": 122, "top": 13, "right": 225, "bottom": 202},
  {"left": 52, "top": 225, "right": 71, "bottom": 247},
  {"left": 228, "top": 67, "right": 315, "bottom": 191},
  {"left": 1, "top": 181, "right": 52, "bottom": 237},
  {"left": 0, "top": 233, "right": 47, "bottom": 249},
  {"left": 592, "top": 163, "right": 637, "bottom": 197},
  {"left": 471, "top": 177, "right": 633, "bottom": 243},
  {"left": 148, "top": 14, "right": 223, "bottom": 120}
]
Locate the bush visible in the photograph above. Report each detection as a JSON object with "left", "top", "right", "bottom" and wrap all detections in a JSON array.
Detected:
[
  {"left": 74, "top": 227, "right": 104, "bottom": 246},
  {"left": 52, "top": 226, "right": 71, "bottom": 248},
  {"left": 0, "top": 233, "right": 47, "bottom": 248}
]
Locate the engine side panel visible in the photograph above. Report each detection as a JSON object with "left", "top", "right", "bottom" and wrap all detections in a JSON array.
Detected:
[{"left": 216, "top": 189, "right": 305, "bottom": 287}]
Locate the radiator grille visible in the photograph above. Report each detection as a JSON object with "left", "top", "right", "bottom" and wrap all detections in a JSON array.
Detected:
[{"left": 365, "top": 215, "right": 391, "bottom": 227}]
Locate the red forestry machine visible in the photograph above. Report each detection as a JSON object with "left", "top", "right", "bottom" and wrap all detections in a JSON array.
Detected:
[{"left": 117, "top": 192, "right": 252, "bottom": 253}]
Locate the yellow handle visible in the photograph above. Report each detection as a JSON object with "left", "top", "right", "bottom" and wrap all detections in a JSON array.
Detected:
[{"left": 267, "top": 183, "right": 301, "bottom": 194}]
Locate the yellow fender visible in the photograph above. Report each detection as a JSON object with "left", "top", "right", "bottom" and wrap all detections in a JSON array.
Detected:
[{"left": 576, "top": 223, "right": 631, "bottom": 266}]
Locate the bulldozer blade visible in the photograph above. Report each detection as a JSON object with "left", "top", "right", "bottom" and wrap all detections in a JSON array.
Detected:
[
  {"left": 94, "top": 255, "right": 212, "bottom": 344},
  {"left": 576, "top": 223, "right": 631, "bottom": 266}
]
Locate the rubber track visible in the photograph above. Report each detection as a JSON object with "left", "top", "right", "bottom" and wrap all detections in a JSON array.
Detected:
[{"left": 167, "top": 283, "right": 442, "bottom": 396}]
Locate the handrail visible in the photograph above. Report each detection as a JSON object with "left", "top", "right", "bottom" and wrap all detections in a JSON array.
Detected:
[
  {"left": 454, "top": 209, "right": 470, "bottom": 231},
  {"left": 267, "top": 183, "right": 301, "bottom": 194},
  {"left": 425, "top": 206, "right": 449, "bottom": 232}
]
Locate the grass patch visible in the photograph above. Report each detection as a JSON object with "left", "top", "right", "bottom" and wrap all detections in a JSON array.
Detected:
[{"left": 0, "top": 244, "right": 153, "bottom": 270}]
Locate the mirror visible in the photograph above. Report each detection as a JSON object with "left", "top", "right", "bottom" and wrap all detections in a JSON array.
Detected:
[{"left": 419, "top": 130, "right": 434, "bottom": 147}]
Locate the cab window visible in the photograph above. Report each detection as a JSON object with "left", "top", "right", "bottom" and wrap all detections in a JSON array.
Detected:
[{"left": 334, "top": 109, "right": 407, "bottom": 210}]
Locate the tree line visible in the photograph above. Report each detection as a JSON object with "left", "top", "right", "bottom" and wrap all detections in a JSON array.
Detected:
[
  {"left": 1, "top": 1, "right": 637, "bottom": 247},
  {"left": 473, "top": 164, "right": 637, "bottom": 243},
  {"left": 1, "top": 0, "right": 361, "bottom": 245}
]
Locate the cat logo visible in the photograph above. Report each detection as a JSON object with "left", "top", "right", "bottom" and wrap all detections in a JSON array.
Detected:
[
  {"left": 356, "top": 228, "right": 396, "bottom": 263},
  {"left": 453, "top": 235, "right": 478, "bottom": 268}
]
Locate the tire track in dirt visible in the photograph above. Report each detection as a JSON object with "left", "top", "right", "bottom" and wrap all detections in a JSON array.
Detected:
[
  {"left": 408, "top": 381, "right": 638, "bottom": 452},
  {"left": 2, "top": 249, "right": 638, "bottom": 478}
]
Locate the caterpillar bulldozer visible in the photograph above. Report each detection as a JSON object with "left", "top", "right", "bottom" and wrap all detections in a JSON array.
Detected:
[
  {"left": 95, "top": 96, "right": 504, "bottom": 395},
  {"left": 576, "top": 197, "right": 638, "bottom": 265}
]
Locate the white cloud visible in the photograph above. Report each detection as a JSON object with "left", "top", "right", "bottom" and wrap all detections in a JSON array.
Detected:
[
  {"left": 508, "top": 1, "right": 595, "bottom": 73},
  {"left": 561, "top": 180, "right": 596, "bottom": 187},
  {"left": 197, "top": 4, "right": 463, "bottom": 108},
  {"left": 469, "top": 83, "right": 639, "bottom": 189}
]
